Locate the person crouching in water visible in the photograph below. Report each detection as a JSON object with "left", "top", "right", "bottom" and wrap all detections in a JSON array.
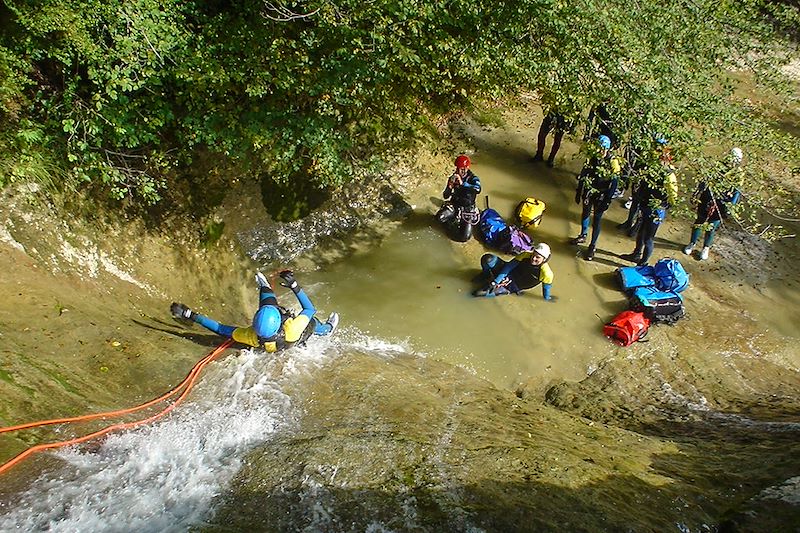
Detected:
[
  {"left": 435, "top": 154, "right": 482, "bottom": 241},
  {"left": 171, "top": 270, "right": 339, "bottom": 352},
  {"left": 473, "top": 243, "right": 554, "bottom": 300}
]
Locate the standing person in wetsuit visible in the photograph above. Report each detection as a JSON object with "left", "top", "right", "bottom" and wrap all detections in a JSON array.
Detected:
[
  {"left": 683, "top": 147, "right": 744, "bottom": 261},
  {"left": 473, "top": 243, "right": 554, "bottom": 300},
  {"left": 570, "top": 135, "right": 622, "bottom": 261},
  {"left": 171, "top": 271, "right": 339, "bottom": 353},
  {"left": 533, "top": 108, "right": 579, "bottom": 167},
  {"left": 620, "top": 148, "right": 679, "bottom": 266},
  {"left": 618, "top": 134, "right": 669, "bottom": 235},
  {"left": 584, "top": 103, "right": 618, "bottom": 148},
  {"left": 435, "top": 154, "right": 482, "bottom": 241}
]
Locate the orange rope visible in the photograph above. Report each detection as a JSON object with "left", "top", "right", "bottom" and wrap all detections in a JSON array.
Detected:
[{"left": 0, "top": 339, "right": 233, "bottom": 475}]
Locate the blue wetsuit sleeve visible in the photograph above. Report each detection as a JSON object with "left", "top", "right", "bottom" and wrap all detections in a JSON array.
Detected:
[
  {"left": 494, "top": 259, "right": 518, "bottom": 284},
  {"left": 194, "top": 314, "right": 237, "bottom": 338},
  {"left": 464, "top": 175, "right": 481, "bottom": 193},
  {"left": 292, "top": 288, "right": 317, "bottom": 320},
  {"left": 542, "top": 283, "right": 552, "bottom": 300}
]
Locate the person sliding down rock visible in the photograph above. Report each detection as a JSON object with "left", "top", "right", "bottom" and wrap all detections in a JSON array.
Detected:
[
  {"left": 472, "top": 243, "right": 555, "bottom": 300},
  {"left": 171, "top": 270, "right": 339, "bottom": 353}
]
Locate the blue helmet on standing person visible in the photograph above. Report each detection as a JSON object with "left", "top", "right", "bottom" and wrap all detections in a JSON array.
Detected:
[{"left": 598, "top": 135, "right": 612, "bottom": 150}]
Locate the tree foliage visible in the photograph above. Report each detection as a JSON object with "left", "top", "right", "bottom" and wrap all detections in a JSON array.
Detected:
[{"left": 0, "top": 0, "right": 798, "bottom": 222}]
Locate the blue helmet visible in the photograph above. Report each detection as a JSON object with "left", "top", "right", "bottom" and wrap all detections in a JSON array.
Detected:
[
  {"left": 253, "top": 306, "right": 282, "bottom": 339},
  {"left": 598, "top": 135, "right": 612, "bottom": 150}
]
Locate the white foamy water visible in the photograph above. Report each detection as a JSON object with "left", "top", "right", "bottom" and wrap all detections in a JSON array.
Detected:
[{"left": 0, "top": 333, "right": 360, "bottom": 532}]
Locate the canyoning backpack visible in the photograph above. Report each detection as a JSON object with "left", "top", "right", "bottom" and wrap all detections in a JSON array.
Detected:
[
  {"left": 515, "top": 197, "right": 546, "bottom": 229},
  {"left": 630, "top": 287, "right": 686, "bottom": 324},
  {"left": 617, "top": 258, "right": 689, "bottom": 294},
  {"left": 478, "top": 208, "right": 508, "bottom": 244},
  {"left": 653, "top": 258, "right": 689, "bottom": 292},
  {"left": 478, "top": 206, "right": 533, "bottom": 254},
  {"left": 603, "top": 310, "right": 650, "bottom": 347},
  {"left": 616, "top": 264, "right": 657, "bottom": 292}
]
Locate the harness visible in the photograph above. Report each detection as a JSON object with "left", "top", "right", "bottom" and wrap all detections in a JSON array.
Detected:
[{"left": 459, "top": 205, "right": 480, "bottom": 225}]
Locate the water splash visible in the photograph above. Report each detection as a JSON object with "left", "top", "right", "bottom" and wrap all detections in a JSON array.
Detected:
[{"left": 0, "top": 338, "right": 346, "bottom": 532}]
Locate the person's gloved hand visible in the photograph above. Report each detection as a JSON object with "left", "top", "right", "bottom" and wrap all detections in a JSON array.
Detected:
[
  {"left": 279, "top": 270, "right": 299, "bottom": 292},
  {"left": 255, "top": 271, "right": 271, "bottom": 289}
]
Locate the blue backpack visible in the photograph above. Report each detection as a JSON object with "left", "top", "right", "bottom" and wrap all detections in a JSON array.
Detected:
[
  {"left": 478, "top": 208, "right": 507, "bottom": 246},
  {"left": 653, "top": 258, "right": 689, "bottom": 293},
  {"left": 478, "top": 208, "right": 533, "bottom": 254}
]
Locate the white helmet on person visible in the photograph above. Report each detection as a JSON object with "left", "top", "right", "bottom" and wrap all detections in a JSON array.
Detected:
[
  {"left": 533, "top": 242, "right": 551, "bottom": 261},
  {"left": 730, "top": 147, "right": 743, "bottom": 164}
]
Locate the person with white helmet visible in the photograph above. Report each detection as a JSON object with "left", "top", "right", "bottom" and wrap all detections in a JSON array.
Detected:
[
  {"left": 570, "top": 134, "right": 623, "bottom": 261},
  {"left": 170, "top": 270, "right": 339, "bottom": 352},
  {"left": 683, "top": 147, "right": 744, "bottom": 260},
  {"left": 472, "top": 242, "right": 555, "bottom": 299}
]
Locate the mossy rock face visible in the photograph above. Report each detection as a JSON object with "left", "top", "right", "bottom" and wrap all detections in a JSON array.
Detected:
[{"left": 259, "top": 173, "right": 330, "bottom": 222}]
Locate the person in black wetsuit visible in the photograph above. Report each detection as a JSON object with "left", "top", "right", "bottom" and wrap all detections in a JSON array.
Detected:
[
  {"left": 569, "top": 135, "right": 622, "bottom": 261},
  {"left": 435, "top": 154, "right": 482, "bottom": 241},
  {"left": 472, "top": 243, "right": 555, "bottom": 300},
  {"left": 620, "top": 149, "right": 679, "bottom": 266},
  {"left": 533, "top": 110, "right": 578, "bottom": 167}
]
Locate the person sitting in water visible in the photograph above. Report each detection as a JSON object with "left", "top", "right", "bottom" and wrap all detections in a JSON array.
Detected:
[
  {"left": 473, "top": 243, "right": 554, "bottom": 299},
  {"left": 171, "top": 270, "right": 339, "bottom": 352}
]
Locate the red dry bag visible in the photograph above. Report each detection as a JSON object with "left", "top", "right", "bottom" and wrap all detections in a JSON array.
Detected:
[{"left": 603, "top": 310, "right": 650, "bottom": 347}]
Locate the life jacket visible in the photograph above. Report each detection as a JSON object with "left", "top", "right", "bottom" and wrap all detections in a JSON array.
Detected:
[
  {"left": 603, "top": 310, "right": 650, "bottom": 347},
  {"left": 258, "top": 307, "right": 315, "bottom": 353},
  {"left": 515, "top": 197, "right": 546, "bottom": 229}
]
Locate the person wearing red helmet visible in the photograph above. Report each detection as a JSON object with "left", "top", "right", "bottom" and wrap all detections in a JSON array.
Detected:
[{"left": 435, "top": 154, "right": 482, "bottom": 241}]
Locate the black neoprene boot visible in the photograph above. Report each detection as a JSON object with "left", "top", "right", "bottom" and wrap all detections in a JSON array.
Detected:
[{"left": 170, "top": 302, "right": 195, "bottom": 320}]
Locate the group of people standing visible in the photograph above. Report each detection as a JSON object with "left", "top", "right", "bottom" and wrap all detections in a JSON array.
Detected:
[{"left": 536, "top": 102, "right": 743, "bottom": 266}]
